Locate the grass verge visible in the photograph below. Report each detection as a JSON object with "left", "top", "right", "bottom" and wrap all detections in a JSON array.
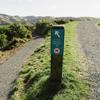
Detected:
[
  {"left": 10, "top": 21, "right": 89, "bottom": 100},
  {"left": 96, "top": 22, "right": 100, "bottom": 29}
]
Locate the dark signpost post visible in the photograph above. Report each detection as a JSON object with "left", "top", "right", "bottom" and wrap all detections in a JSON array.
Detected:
[{"left": 50, "top": 25, "right": 65, "bottom": 84}]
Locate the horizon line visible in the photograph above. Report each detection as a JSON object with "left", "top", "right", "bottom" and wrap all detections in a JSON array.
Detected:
[{"left": 0, "top": 13, "right": 100, "bottom": 18}]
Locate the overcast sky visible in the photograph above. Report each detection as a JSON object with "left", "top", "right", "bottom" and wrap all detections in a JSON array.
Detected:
[{"left": 0, "top": 0, "right": 100, "bottom": 17}]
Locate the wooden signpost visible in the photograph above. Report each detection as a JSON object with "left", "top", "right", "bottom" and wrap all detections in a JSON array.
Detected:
[{"left": 50, "top": 25, "right": 65, "bottom": 84}]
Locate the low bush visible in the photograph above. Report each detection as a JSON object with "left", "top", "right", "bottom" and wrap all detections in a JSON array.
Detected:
[
  {"left": 9, "top": 23, "right": 32, "bottom": 39},
  {"left": 0, "top": 33, "right": 8, "bottom": 49},
  {"left": 0, "top": 23, "right": 33, "bottom": 50},
  {"left": 54, "top": 20, "right": 67, "bottom": 24},
  {"left": 34, "top": 20, "right": 51, "bottom": 36}
]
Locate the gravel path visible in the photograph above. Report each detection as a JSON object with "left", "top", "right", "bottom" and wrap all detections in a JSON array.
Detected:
[
  {"left": 0, "top": 37, "right": 44, "bottom": 100},
  {"left": 77, "top": 21, "right": 100, "bottom": 100}
]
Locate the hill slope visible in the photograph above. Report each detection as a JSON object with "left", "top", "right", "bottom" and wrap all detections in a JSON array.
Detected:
[
  {"left": 0, "top": 14, "right": 24, "bottom": 25},
  {"left": 0, "top": 13, "right": 99, "bottom": 25}
]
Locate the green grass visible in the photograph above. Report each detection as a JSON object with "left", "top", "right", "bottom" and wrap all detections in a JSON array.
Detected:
[
  {"left": 10, "top": 21, "right": 89, "bottom": 100},
  {"left": 96, "top": 22, "right": 100, "bottom": 29}
]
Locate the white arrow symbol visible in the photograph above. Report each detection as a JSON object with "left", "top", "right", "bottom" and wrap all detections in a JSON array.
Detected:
[{"left": 55, "top": 31, "right": 60, "bottom": 38}]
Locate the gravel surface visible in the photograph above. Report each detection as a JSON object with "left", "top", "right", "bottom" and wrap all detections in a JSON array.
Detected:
[
  {"left": 0, "top": 37, "right": 44, "bottom": 100},
  {"left": 77, "top": 21, "right": 100, "bottom": 100}
]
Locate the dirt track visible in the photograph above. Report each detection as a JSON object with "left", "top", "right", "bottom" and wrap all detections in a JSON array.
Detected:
[
  {"left": 77, "top": 21, "right": 100, "bottom": 100},
  {"left": 0, "top": 37, "right": 44, "bottom": 100}
]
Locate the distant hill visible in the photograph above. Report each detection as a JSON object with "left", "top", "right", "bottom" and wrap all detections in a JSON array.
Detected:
[
  {"left": 23, "top": 16, "right": 55, "bottom": 23},
  {"left": 0, "top": 14, "right": 99, "bottom": 25},
  {"left": 0, "top": 14, "right": 25, "bottom": 25},
  {"left": 0, "top": 14, "right": 55, "bottom": 25}
]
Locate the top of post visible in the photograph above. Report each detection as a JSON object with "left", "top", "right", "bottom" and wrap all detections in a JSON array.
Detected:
[{"left": 52, "top": 25, "right": 65, "bottom": 29}]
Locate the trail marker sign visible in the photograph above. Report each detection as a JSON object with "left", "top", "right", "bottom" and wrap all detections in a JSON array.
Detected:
[
  {"left": 50, "top": 25, "right": 65, "bottom": 84},
  {"left": 51, "top": 26, "right": 64, "bottom": 56}
]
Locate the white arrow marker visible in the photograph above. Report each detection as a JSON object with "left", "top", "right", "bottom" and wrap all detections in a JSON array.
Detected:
[{"left": 55, "top": 31, "right": 60, "bottom": 38}]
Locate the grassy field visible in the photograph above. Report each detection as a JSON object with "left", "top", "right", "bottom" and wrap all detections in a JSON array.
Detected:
[
  {"left": 96, "top": 22, "right": 100, "bottom": 29},
  {"left": 10, "top": 21, "right": 89, "bottom": 100}
]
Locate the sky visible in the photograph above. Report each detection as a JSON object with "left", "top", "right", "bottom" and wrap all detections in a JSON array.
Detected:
[{"left": 0, "top": 0, "right": 100, "bottom": 17}]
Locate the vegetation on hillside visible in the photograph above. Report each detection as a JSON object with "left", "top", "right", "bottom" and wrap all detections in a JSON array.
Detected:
[
  {"left": 95, "top": 22, "right": 100, "bottom": 30},
  {"left": 0, "top": 14, "right": 27, "bottom": 25},
  {"left": 34, "top": 20, "right": 51, "bottom": 37},
  {"left": 54, "top": 19, "right": 69, "bottom": 24},
  {"left": 97, "top": 22, "right": 100, "bottom": 27},
  {"left": 0, "top": 23, "right": 32, "bottom": 50},
  {"left": 0, "top": 19, "right": 52, "bottom": 50},
  {"left": 10, "top": 21, "right": 89, "bottom": 100}
]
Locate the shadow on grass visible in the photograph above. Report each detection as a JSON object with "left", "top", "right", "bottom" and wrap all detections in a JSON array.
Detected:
[
  {"left": 30, "top": 78, "right": 66, "bottom": 100},
  {"left": 7, "top": 71, "right": 66, "bottom": 100},
  {"left": 24, "top": 73, "right": 42, "bottom": 91},
  {"left": 7, "top": 78, "right": 18, "bottom": 99}
]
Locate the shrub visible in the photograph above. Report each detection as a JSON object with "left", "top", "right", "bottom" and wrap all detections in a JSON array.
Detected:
[
  {"left": 0, "top": 34, "right": 8, "bottom": 48},
  {"left": 9, "top": 23, "right": 32, "bottom": 39},
  {"left": 98, "top": 23, "right": 100, "bottom": 26},
  {"left": 54, "top": 20, "right": 67, "bottom": 24},
  {"left": 34, "top": 20, "right": 51, "bottom": 36},
  {"left": 0, "top": 23, "right": 33, "bottom": 50},
  {"left": 0, "top": 26, "right": 9, "bottom": 34},
  {"left": 25, "top": 25, "right": 35, "bottom": 32}
]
